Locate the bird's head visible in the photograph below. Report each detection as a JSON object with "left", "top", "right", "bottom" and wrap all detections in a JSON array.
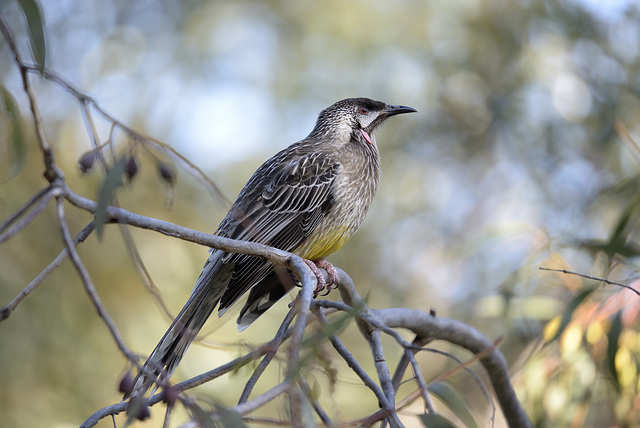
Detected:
[{"left": 310, "top": 98, "right": 417, "bottom": 147}]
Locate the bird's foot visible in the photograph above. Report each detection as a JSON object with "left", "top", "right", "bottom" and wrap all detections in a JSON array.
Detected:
[
  {"left": 304, "top": 258, "right": 339, "bottom": 298},
  {"left": 315, "top": 258, "right": 339, "bottom": 290}
]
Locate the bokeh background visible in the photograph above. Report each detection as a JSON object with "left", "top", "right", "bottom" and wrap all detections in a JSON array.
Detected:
[{"left": 2, "top": 0, "right": 640, "bottom": 426}]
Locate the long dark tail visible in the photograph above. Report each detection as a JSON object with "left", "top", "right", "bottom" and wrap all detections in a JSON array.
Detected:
[{"left": 125, "top": 261, "right": 234, "bottom": 402}]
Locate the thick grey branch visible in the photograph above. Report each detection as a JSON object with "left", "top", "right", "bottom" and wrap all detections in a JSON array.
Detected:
[
  {"left": 374, "top": 308, "right": 531, "bottom": 428},
  {"left": 327, "top": 268, "right": 529, "bottom": 428},
  {"left": 63, "top": 187, "right": 303, "bottom": 270}
]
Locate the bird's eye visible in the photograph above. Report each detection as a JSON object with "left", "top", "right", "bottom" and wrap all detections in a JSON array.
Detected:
[{"left": 359, "top": 107, "right": 369, "bottom": 115}]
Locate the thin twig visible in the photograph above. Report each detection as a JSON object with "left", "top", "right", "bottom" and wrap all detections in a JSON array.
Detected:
[
  {"left": 539, "top": 267, "right": 640, "bottom": 296},
  {"left": 397, "top": 347, "right": 497, "bottom": 427},
  {"left": 391, "top": 335, "right": 432, "bottom": 394},
  {"left": 176, "top": 328, "right": 294, "bottom": 392},
  {"left": 615, "top": 119, "right": 640, "bottom": 163},
  {"left": 311, "top": 306, "right": 391, "bottom": 413},
  {"left": 297, "top": 376, "right": 335, "bottom": 427},
  {"left": 390, "top": 335, "right": 439, "bottom": 416},
  {"left": 366, "top": 328, "right": 400, "bottom": 427},
  {"left": 80, "top": 322, "right": 294, "bottom": 427},
  {"left": 162, "top": 404, "right": 172, "bottom": 428},
  {"left": 53, "top": 194, "right": 136, "bottom": 360},
  {"left": 0, "top": 15, "right": 61, "bottom": 182},
  {"left": 0, "top": 187, "right": 54, "bottom": 244},
  {"left": 232, "top": 381, "right": 291, "bottom": 418},
  {"left": 403, "top": 347, "right": 434, "bottom": 414},
  {"left": 20, "top": 64, "right": 229, "bottom": 205},
  {"left": 117, "top": 223, "right": 174, "bottom": 320},
  {"left": 80, "top": 99, "right": 101, "bottom": 151},
  {"left": 358, "top": 318, "right": 435, "bottom": 414},
  {"left": 1, "top": 221, "right": 95, "bottom": 321},
  {"left": 332, "top": 269, "right": 401, "bottom": 427},
  {"left": 175, "top": 382, "right": 294, "bottom": 428},
  {"left": 239, "top": 307, "right": 296, "bottom": 403},
  {"left": 0, "top": 185, "right": 51, "bottom": 234},
  {"left": 80, "top": 99, "right": 110, "bottom": 169},
  {"left": 376, "top": 308, "right": 531, "bottom": 428}
]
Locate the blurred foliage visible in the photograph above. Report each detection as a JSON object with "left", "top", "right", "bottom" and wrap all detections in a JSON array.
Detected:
[{"left": 2, "top": 0, "right": 640, "bottom": 426}]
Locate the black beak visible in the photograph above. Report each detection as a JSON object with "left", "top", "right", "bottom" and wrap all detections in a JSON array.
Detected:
[{"left": 384, "top": 104, "right": 417, "bottom": 116}]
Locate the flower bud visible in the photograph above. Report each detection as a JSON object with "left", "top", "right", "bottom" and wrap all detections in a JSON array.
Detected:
[
  {"left": 125, "top": 155, "right": 139, "bottom": 182},
  {"left": 118, "top": 372, "right": 134, "bottom": 395},
  {"left": 157, "top": 161, "right": 176, "bottom": 186},
  {"left": 78, "top": 150, "right": 97, "bottom": 173}
]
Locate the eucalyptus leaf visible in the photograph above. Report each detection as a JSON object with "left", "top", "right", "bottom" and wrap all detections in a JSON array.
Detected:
[
  {"left": 17, "top": 0, "right": 47, "bottom": 70},
  {"left": 94, "top": 158, "right": 126, "bottom": 240},
  {"left": 214, "top": 403, "right": 248, "bottom": 428},
  {"left": 429, "top": 381, "right": 478, "bottom": 428},
  {"left": 606, "top": 311, "right": 623, "bottom": 390},
  {"left": 419, "top": 413, "right": 459, "bottom": 428}
]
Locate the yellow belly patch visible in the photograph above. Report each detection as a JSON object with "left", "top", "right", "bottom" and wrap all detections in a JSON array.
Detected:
[{"left": 295, "top": 225, "right": 351, "bottom": 261}]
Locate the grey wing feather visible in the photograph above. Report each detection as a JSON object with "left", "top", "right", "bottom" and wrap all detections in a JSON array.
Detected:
[{"left": 216, "top": 152, "right": 338, "bottom": 313}]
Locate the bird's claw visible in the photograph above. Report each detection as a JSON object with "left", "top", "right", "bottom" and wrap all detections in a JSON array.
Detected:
[
  {"left": 315, "top": 258, "right": 339, "bottom": 286},
  {"left": 319, "top": 286, "right": 334, "bottom": 297},
  {"left": 304, "top": 258, "right": 339, "bottom": 298}
]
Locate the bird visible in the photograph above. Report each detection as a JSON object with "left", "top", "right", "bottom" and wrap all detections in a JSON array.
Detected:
[{"left": 125, "top": 97, "right": 416, "bottom": 405}]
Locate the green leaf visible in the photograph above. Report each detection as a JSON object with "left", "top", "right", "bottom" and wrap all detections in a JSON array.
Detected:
[
  {"left": 213, "top": 403, "right": 248, "bottom": 428},
  {"left": 302, "top": 305, "right": 358, "bottom": 348},
  {"left": 580, "top": 202, "right": 640, "bottom": 261},
  {"left": 428, "top": 381, "right": 477, "bottom": 428},
  {"left": 187, "top": 402, "right": 216, "bottom": 428},
  {"left": 17, "top": 0, "right": 47, "bottom": 70},
  {"left": 94, "top": 158, "right": 126, "bottom": 240},
  {"left": 606, "top": 311, "right": 623, "bottom": 390},
  {"left": 418, "top": 413, "right": 458, "bottom": 428},
  {"left": 548, "top": 286, "right": 597, "bottom": 343},
  {"left": 611, "top": 204, "right": 634, "bottom": 239},
  {"left": 0, "top": 84, "right": 26, "bottom": 176}
]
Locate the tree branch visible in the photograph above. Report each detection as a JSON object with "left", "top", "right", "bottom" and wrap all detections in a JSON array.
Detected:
[
  {"left": 311, "top": 305, "right": 391, "bottom": 410},
  {"left": 0, "top": 14, "right": 61, "bottom": 182},
  {"left": 53, "top": 193, "right": 136, "bottom": 360},
  {"left": 0, "top": 185, "right": 52, "bottom": 237},
  {"left": 20, "top": 64, "right": 229, "bottom": 205},
  {"left": 375, "top": 308, "right": 531, "bottom": 428},
  {"left": 0, "top": 13, "right": 530, "bottom": 426},
  {"left": 62, "top": 186, "right": 303, "bottom": 270},
  {"left": 239, "top": 307, "right": 296, "bottom": 403},
  {"left": 0, "top": 221, "right": 95, "bottom": 321},
  {"left": 0, "top": 185, "right": 54, "bottom": 244}
]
